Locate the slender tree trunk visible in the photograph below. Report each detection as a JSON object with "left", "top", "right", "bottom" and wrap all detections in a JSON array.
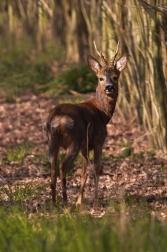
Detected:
[
  {"left": 52, "top": 0, "right": 66, "bottom": 47},
  {"left": 75, "top": 0, "right": 89, "bottom": 63}
]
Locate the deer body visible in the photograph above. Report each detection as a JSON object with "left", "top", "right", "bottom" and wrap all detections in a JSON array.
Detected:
[{"left": 46, "top": 42, "right": 127, "bottom": 207}]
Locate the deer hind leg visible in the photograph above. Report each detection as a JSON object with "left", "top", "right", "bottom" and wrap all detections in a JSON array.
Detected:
[
  {"left": 76, "top": 149, "right": 88, "bottom": 207},
  {"left": 49, "top": 140, "right": 59, "bottom": 204},
  {"left": 93, "top": 145, "right": 102, "bottom": 208},
  {"left": 60, "top": 145, "right": 79, "bottom": 203}
]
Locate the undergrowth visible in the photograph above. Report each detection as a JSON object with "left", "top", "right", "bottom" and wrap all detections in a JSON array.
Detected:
[
  {"left": 0, "top": 192, "right": 167, "bottom": 252},
  {"left": 0, "top": 39, "right": 96, "bottom": 101}
]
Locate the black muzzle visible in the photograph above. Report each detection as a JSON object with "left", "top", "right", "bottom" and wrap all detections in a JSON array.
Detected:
[{"left": 105, "top": 85, "right": 114, "bottom": 93}]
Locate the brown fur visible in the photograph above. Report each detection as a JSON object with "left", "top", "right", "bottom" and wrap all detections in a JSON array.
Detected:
[{"left": 46, "top": 44, "right": 127, "bottom": 207}]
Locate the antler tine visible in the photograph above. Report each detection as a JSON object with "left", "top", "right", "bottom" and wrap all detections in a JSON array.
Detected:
[
  {"left": 93, "top": 41, "right": 107, "bottom": 66},
  {"left": 115, "top": 40, "right": 120, "bottom": 55},
  {"left": 109, "top": 41, "right": 120, "bottom": 68},
  {"left": 93, "top": 41, "right": 101, "bottom": 57}
]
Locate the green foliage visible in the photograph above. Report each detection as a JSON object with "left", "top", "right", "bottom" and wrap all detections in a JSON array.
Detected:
[
  {"left": 147, "top": 150, "right": 156, "bottom": 158},
  {"left": 131, "top": 151, "right": 144, "bottom": 160},
  {"left": 123, "top": 147, "right": 132, "bottom": 158},
  {"left": 0, "top": 39, "right": 65, "bottom": 98},
  {"left": 0, "top": 58, "right": 54, "bottom": 97},
  {"left": 0, "top": 205, "right": 167, "bottom": 252},
  {"left": 0, "top": 179, "right": 167, "bottom": 252},
  {"left": 5, "top": 141, "right": 32, "bottom": 163},
  {"left": 0, "top": 40, "right": 96, "bottom": 98},
  {"left": 6, "top": 146, "right": 26, "bottom": 163},
  {"left": 50, "top": 65, "right": 97, "bottom": 94},
  {"left": 0, "top": 182, "right": 46, "bottom": 203}
]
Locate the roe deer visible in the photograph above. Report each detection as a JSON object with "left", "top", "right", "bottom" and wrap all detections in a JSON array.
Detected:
[{"left": 46, "top": 41, "right": 127, "bottom": 207}]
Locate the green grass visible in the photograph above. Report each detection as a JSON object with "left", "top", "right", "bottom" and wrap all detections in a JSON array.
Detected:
[
  {"left": 6, "top": 145, "right": 27, "bottom": 163},
  {"left": 0, "top": 181, "right": 167, "bottom": 252},
  {"left": 4, "top": 141, "right": 34, "bottom": 163},
  {"left": 0, "top": 182, "right": 47, "bottom": 203},
  {"left": 0, "top": 203, "right": 167, "bottom": 252}
]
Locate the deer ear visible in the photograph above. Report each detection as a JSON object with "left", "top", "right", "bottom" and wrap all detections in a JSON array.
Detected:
[
  {"left": 87, "top": 55, "right": 101, "bottom": 74},
  {"left": 115, "top": 55, "right": 127, "bottom": 72}
]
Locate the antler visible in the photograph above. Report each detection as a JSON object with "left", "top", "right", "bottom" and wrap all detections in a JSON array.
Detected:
[
  {"left": 109, "top": 41, "right": 120, "bottom": 68},
  {"left": 93, "top": 41, "right": 107, "bottom": 67}
]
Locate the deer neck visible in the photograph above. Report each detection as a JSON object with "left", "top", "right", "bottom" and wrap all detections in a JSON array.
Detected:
[{"left": 94, "top": 85, "right": 118, "bottom": 123}]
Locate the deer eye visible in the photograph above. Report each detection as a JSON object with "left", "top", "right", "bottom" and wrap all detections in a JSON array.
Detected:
[
  {"left": 113, "top": 76, "right": 118, "bottom": 82},
  {"left": 99, "top": 78, "right": 104, "bottom": 81}
]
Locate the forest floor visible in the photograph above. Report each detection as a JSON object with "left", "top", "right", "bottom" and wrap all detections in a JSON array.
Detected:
[{"left": 0, "top": 93, "right": 167, "bottom": 219}]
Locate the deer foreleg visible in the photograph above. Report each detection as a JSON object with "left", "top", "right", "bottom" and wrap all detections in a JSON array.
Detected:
[{"left": 93, "top": 145, "right": 102, "bottom": 208}]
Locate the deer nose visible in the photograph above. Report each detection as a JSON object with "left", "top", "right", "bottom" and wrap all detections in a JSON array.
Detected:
[{"left": 105, "top": 85, "right": 115, "bottom": 93}]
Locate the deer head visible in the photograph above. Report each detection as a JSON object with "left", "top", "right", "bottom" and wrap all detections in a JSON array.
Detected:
[{"left": 87, "top": 41, "right": 127, "bottom": 97}]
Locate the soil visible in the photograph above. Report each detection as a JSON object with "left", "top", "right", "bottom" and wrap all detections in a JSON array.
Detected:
[{"left": 0, "top": 93, "right": 167, "bottom": 218}]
